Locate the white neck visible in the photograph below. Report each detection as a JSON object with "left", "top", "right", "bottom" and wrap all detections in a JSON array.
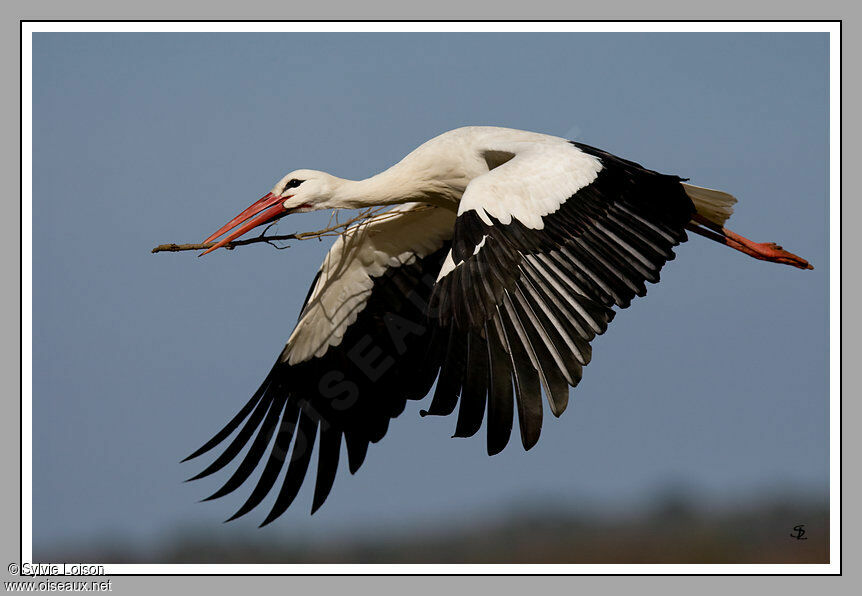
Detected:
[{"left": 328, "top": 161, "right": 464, "bottom": 210}]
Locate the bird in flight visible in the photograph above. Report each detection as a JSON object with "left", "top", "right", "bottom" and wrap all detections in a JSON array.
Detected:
[{"left": 184, "top": 126, "right": 812, "bottom": 526}]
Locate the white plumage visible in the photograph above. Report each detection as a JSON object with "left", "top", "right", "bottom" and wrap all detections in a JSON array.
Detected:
[
  {"left": 186, "top": 126, "right": 812, "bottom": 525},
  {"left": 285, "top": 203, "right": 455, "bottom": 365}
]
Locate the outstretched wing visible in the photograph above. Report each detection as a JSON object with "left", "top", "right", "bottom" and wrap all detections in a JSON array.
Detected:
[
  {"left": 427, "top": 140, "right": 695, "bottom": 454},
  {"left": 185, "top": 203, "right": 456, "bottom": 525}
]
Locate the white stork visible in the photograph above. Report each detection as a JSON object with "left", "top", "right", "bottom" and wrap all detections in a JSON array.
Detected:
[{"left": 184, "top": 126, "right": 812, "bottom": 526}]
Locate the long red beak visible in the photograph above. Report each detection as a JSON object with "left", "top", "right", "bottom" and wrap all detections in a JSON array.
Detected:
[{"left": 200, "top": 193, "right": 290, "bottom": 256}]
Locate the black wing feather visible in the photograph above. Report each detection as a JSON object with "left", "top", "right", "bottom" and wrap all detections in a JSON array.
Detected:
[
  {"left": 453, "top": 330, "right": 489, "bottom": 438},
  {"left": 186, "top": 241, "right": 452, "bottom": 523},
  {"left": 260, "top": 409, "right": 319, "bottom": 527},
  {"left": 226, "top": 399, "right": 300, "bottom": 522},
  {"left": 426, "top": 141, "right": 694, "bottom": 453},
  {"left": 311, "top": 423, "right": 342, "bottom": 514},
  {"left": 499, "top": 301, "right": 544, "bottom": 450},
  {"left": 485, "top": 320, "right": 515, "bottom": 456},
  {"left": 202, "top": 393, "right": 288, "bottom": 501},
  {"left": 185, "top": 391, "right": 273, "bottom": 482}
]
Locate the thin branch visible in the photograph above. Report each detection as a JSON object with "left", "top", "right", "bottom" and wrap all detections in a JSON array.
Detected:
[{"left": 151, "top": 205, "right": 412, "bottom": 254}]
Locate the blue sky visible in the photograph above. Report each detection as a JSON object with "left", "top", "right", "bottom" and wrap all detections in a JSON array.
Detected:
[{"left": 31, "top": 31, "right": 829, "bottom": 555}]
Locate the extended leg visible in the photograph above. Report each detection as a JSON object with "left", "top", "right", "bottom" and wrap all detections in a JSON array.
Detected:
[{"left": 685, "top": 214, "right": 813, "bottom": 270}]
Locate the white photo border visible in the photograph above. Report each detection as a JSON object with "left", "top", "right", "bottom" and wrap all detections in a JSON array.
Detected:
[{"left": 20, "top": 19, "right": 841, "bottom": 576}]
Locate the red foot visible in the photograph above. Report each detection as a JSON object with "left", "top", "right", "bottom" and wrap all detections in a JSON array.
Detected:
[
  {"left": 688, "top": 215, "right": 813, "bottom": 270},
  {"left": 721, "top": 230, "right": 814, "bottom": 270}
]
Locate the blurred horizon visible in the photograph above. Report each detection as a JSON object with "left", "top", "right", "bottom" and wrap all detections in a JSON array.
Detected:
[{"left": 36, "top": 485, "right": 828, "bottom": 564}]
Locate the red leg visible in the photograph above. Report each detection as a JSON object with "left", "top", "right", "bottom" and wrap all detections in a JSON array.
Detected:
[{"left": 687, "top": 214, "right": 813, "bottom": 270}]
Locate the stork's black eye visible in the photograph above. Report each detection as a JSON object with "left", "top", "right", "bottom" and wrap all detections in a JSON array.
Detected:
[{"left": 285, "top": 179, "right": 304, "bottom": 189}]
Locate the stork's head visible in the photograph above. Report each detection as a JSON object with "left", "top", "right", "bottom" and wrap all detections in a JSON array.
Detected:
[{"left": 200, "top": 169, "right": 338, "bottom": 256}]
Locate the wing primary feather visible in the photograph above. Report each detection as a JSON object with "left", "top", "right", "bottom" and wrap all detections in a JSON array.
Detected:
[
  {"left": 225, "top": 399, "right": 300, "bottom": 522},
  {"left": 543, "top": 365, "right": 569, "bottom": 418},
  {"left": 408, "top": 323, "right": 447, "bottom": 400},
  {"left": 203, "top": 393, "right": 288, "bottom": 501},
  {"left": 453, "top": 330, "right": 489, "bottom": 438},
  {"left": 344, "top": 431, "right": 369, "bottom": 475},
  {"left": 186, "top": 389, "right": 274, "bottom": 482},
  {"left": 510, "top": 279, "right": 574, "bottom": 387},
  {"left": 260, "top": 410, "right": 319, "bottom": 527},
  {"left": 508, "top": 284, "right": 570, "bottom": 417},
  {"left": 502, "top": 292, "right": 541, "bottom": 372},
  {"left": 589, "top": 225, "right": 658, "bottom": 283},
  {"left": 421, "top": 325, "right": 464, "bottom": 417},
  {"left": 182, "top": 378, "right": 270, "bottom": 462},
  {"left": 563, "top": 241, "right": 633, "bottom": 305},
  {"left": 572, "top": 292, "right": 616, "bottom": 334},
  {"left": 525, "top": 254, "right": 596, "bottom": 342},
  {"left": 311, "top": 425, "right": 342, "bottom": 514},
  {"left": 548, "top": 248, "right": 620, "bottom": 308},
  {"left": 536, "top": 252, "right": 609, "bottom": 336},
  {"left": 519, "top": 256, "right": 592, "bottom": 367},
  {"left": 485, "top": 318, "right": 514, "bottom": 455},
  {"left": 606, "top": 209, "right": 675, "bottom": 258},
  {"left": 499, "top": 296, "right": 543, "bottom": 450},
  {"left": 579, "top": 231, "right": 648, "bottom": 295},
  {"left": 516, "top": 268, "right": 584, "bottom": 390},
  {"left": 613, "top": 202, "right": 679, "bottom": 244},
  {"left": 594, "top": 221, "right": 659, "bottom": 271}
]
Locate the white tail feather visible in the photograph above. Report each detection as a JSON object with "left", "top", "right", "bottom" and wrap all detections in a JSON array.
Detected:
[{"left": 682, "top": 183, "right": 737, "bottom": 227}]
